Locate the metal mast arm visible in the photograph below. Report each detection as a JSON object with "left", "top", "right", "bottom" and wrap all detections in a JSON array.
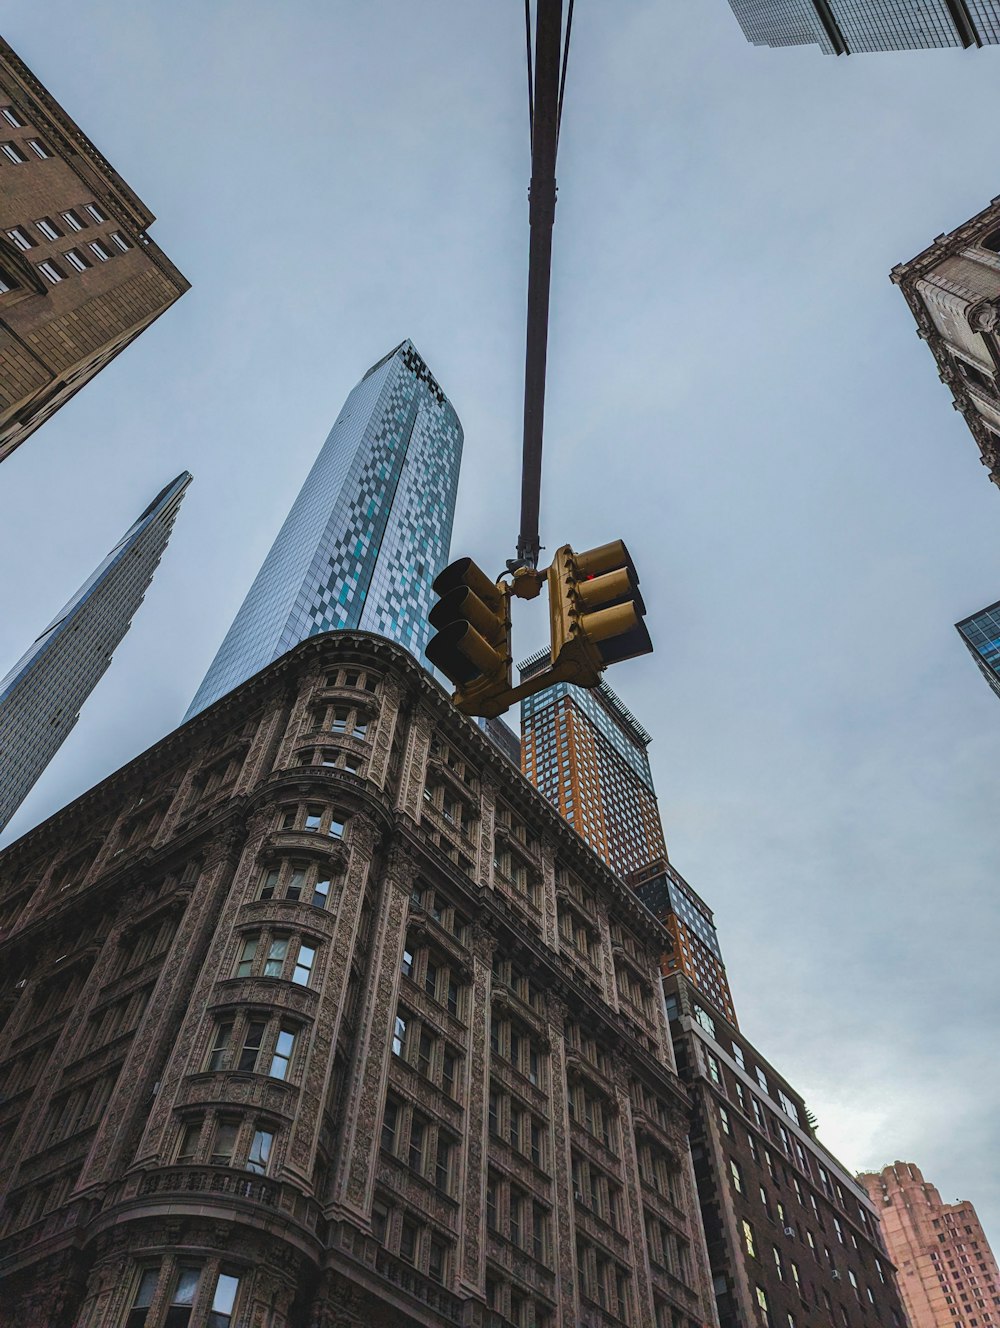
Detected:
[{"left": 516, "top": 0, "right": 564, "bottom": 571}]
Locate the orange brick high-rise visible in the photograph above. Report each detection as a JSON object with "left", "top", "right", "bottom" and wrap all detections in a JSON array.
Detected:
[
  {"left": 519, "top": 651, "right": 666, "bottom": 880},
  {"left": 858, "top": 1162, "right": 1000, "bottom": 1328}
]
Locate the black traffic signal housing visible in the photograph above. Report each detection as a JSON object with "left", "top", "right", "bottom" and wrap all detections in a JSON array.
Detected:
[
  {"left": 547, "top": 539, "right": 652, "bottom": 687},
  {"left": 426, "top": 557, "right": 513, "bottom": 717}
]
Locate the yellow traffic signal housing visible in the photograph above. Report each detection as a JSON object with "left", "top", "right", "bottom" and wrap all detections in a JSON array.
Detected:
[
  {"left": 426, "top": 557, "right": 513, "bottom": 717},
  {"left": 547, "top": 539, "right": 653, "bottom": 687}
]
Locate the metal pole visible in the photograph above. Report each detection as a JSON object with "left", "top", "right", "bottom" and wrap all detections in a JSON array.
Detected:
[{"left": 516, "top": 0, "right": 563, "bottom": 570}]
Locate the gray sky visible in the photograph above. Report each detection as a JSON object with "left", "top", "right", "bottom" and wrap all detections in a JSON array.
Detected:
[{"left": 2, "top": 0, "right": 998, "bottom": 1246}]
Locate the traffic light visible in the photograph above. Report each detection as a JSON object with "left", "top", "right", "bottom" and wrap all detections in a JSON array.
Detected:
[
  {"left": 547, "top": 539, "right": 652, "bottom": 686},
  {"left": 426, "top": 557, "right": 513, "bottom": 716}
]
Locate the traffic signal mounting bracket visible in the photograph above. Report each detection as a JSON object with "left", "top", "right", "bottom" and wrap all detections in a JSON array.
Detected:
[{"left": 427, "top": 539, "right": 653, "bottom": 721}]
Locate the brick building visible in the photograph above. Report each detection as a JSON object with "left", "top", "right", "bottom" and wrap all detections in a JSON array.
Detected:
[
  {"left": 890, "top": 194, "right": 1000, "bottom": 492},
  {"left": 666, "top": 977, "right": 908, "bottom": 1328},
  {"left": 0, "top": 631, "right": 717, "bottom": 1328},
  {"left": 519, "top": 656, "right": 667, "bottom": 881},
  {"left": 858, "top": 1161, "right": 1000, "bottom": 1328},
  {"left": 0, "top": 35, "right": 188, "bottom": 464}
]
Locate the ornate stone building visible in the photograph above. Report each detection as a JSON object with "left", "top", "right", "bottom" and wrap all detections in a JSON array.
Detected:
[
  {"left": 0, "top": 632, "right": 717, "bottom": 1328},
  {"left": 891, "top": 194, "right": 1000, "bottom": 491},
  {"left": 0, "top": 36, "right": 189, "bottom": 465}
]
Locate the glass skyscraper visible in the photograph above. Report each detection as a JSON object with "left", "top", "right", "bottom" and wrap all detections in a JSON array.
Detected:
[
  {"left": 955, "top": 599, "right": 1000, "bottom": 701},
  {"left": 724, "top": 0, "right": 1000, "bottom": 54},
  {"left": 186, "top": 341, "right": 463, "bottom": 719},
  {"left": 0, "top": 471, "right": 191, "bottom": 832}
]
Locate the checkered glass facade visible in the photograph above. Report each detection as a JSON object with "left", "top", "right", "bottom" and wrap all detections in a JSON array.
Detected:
[
  {"left": 726, "top": 0, "right": 1000, "bottom": 51},
  {"left": 956, "top": 600, "right": 1000, "bottom": 701},
  {"left": 186, "top": 341, "right": 462, "bottom": 719},
  {"left": 0, "top": 473, "right": 190, "bottom": 832}
]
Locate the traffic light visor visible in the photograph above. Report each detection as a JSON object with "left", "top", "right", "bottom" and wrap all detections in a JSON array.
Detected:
[{"left": 426, "top": 619, "right": 500, "bottom": 685}]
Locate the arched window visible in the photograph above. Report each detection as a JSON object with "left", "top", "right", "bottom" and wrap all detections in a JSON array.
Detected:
[{"left": 981, "top": 229, "right": 1000, "bottom": 254}]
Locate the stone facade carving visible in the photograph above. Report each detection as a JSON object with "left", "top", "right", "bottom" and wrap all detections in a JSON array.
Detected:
[{"left": 0, "top": 633, "right": 716, "bottom": 1328}]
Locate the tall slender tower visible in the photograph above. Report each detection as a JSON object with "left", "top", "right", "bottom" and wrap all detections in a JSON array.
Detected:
[
  {"left": 723, "top": 0, "right": 1000, "bottom": 55},
  {"left": 0, "top": 471, "right": 190, "bottom": 831},
  {"left": 186, "top": 340, "right": 463, "bottom": 719},
  {"left": 857, "top": 1162, "right": 1000, "bottom": 1328}
]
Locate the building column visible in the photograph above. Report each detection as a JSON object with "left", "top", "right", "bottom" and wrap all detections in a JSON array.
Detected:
[
  {"left": 456, "top": 920, "right": 496, "bottom": 1298},
  {"left": 328, "top": 840, "right": 412, "bottom": 1224},
  {"left": 544, "top": 992, "right": 581, "bottom": 1327}
]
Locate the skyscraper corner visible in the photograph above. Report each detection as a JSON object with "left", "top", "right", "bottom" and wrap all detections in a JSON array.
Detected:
[
  {"left": 0, "top": 37, "right": 190, "bottom": 464},
  {"left": 186, "top": 339, "right": 463, "bottom": 719},
  {"left": 955, "top": 599, "right": 1000, "bottom": 700},
  {"left": 0, "top": 471, "right": 191, "bottom": 832},
  {"left": 723, "top": 0, "right": 1000, "bottom": 55}
]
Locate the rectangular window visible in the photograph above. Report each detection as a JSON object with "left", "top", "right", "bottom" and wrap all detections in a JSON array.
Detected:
[
  {"left": 442, "top": 1049, "right": 457, "bottom": 1097},
  {"left": 208, "top": 1023, "right": 233, "bottom": 1071},
  {"left": 292, "top": 943, "right": 315, "bottom": 986},
  {"left": 400, "top": 1218, "right": 417, "bottom": 1264},
  {"left": 488, "top": 1089, "right": 500, "bottom": 1137},
  {"left": 28, "top": 138, "right": 52, "bottom": 159},
  {"left": 417, "top": 1030, "right": 433, "bottom": 1077},
  {"left": 6, "top": 226, "right": 34, "bottom": 251},
  {"left": 311, "top": 877, "right": 330, "bottom": 908},
  {"left": 259, "top": 869, "right": 279, "bottom": 901},
  {"left": 1, "top": 142, "right": 27, "bottom": 163},
  {"left": 392, "top": 1014, "right": 407, "bottom": 1058},
  {"left": 269, "top": 1027, "right": 296, "bottom": 1080},
  {"left": 246, "top": 1129, "right": 273, "bottom": 1174},
  {"left": 38, "top": 259, "right": 65, "bottom": 284},
  {"left": 62, "top": 247, "right": 90, "bottom": 273},
  {"left": 401, "top": 948, "right": 414, "bottom": 978},
  {"left": 428, "top": 1238, "right": 445, "bottom": 1283},
  {"left": 35, "top": 217, "right": 64, "bottom": 240},
  {"left": 238, "top": 1021, "right": 266, "bottom": 1072},
  {"left": 424, "top": 961, "right": 439, "bottom": 998},
  {"left": 126, "top": 1268, "right": 160, "bottom": 1327},
  {"left": 166, "top": 1265, "right": 200, "bottom": 1326},
  {"left": 208, "top": 1273, "right": 240, "bottom": 1328},
  {"left": 304, "top": 808, "right": 322, "bottom": 831},
  {"left": 236, "top": 936, "right": 258, "bottom": 978},
  {"left": 61, "top": 208, "right": 86, "bottom": 232},
  {"left": 264, "top": 936, "right": 288, "bottom": 977},
  {"left": 328, "top": 815, "right": 345, "bottom": 839},
  {"left": 0, "top": 106, "right": 24, "bottom": 127},
  {"left": 110, "top": 230, "right": 132, "bottom": 251},
  {"left": 408, "top": 1115, "right": 426, "bottom": 1172},
  {"left": 435, "top": 1135, "right": 452, "bottom": 1193},
  {"left": 177, "top": 1120, "right": 201, "bottom": 1163},
  {"left": 210, "top": 1118, "right": 239, "bottom": 1165},
  {"left": 84, "top": 202, "right": 107, "bottom": 223},
  {"left": 285, "top": 868, "right": 305, "bottom": 902},
  {"left": 381, "top": 1098, "right": 398, "bottom": 1154}
]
